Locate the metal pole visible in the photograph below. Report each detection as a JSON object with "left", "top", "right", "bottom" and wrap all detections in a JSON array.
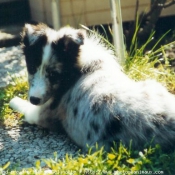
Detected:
[
  {"left": 51, "top": 0, "right": 61, "bottom": 30},
  {"left": 110, "top": 0, "right": 125, "bottom": 64}
]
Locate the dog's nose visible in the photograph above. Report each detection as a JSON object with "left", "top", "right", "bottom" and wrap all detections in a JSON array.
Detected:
[{"left": 30, "top": 96, "right": 41, "bottom": 105}]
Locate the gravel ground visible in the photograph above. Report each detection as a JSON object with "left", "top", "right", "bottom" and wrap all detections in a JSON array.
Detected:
[
  {"left": 0, "top": 124, "right": 78, "bottom": 170},
  {"left": 0, "top": 46, "right": 26, "bottom": 87},
  {"left": 0, "top": 46, "right": 78, "bottom": 170}
]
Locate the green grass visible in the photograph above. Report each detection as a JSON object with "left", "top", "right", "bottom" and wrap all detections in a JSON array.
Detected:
[
  {"left": 1, "top": 36, "right": 175, "bottom": 174},
  {"left": 125, "top": 32, "right": 175, "bottom": 94},
  {"left": 1, "top": 143, "right": 175, "bottom": 175},
  {"left": 0, "top": 75, "right": 28, "bottom": 126}
]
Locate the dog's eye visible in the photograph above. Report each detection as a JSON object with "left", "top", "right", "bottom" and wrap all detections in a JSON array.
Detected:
[
  {"left": 49, "top": 71, "right": 60, "bottom": 78},
  {"left": 46, "top": 69, "right": 61, "bottom": 83}
]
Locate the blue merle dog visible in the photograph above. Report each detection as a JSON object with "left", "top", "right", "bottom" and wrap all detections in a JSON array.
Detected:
[{"left": 10, "top": 23, "right": 175, "bottom": 152}]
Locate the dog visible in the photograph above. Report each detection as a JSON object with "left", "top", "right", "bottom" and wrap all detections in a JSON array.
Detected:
[{"left": 10, "top": 23, "right": 175, "bottom": 152}]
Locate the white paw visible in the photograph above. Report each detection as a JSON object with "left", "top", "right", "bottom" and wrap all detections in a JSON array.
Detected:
[
  {"left": 9, "top": 96, "right": 29, "bottom": 114},
  {"left": 10, "top": 96, "right": 22, "bottom": 110},
  {"left": 10, "top": 96, "right": 40, "bottom": 125}
]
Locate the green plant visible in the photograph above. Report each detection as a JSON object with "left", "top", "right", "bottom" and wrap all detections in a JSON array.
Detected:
[
  {"left": 1, "top": 142, "right": 175, "bottom": 175},
  {"left": 0, "top": 75, "right": 28, "bottom": 126}
]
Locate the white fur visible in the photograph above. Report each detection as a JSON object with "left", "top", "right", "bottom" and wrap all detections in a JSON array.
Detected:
[
  {"left": 25, "top": 24, "right": 39, "bottom": 45},
  {"left": 28, "top": 70, "right": 47, "bottom": 100},
  {"left": 10, "top": 97, "right": 40, "bottom": 124}
]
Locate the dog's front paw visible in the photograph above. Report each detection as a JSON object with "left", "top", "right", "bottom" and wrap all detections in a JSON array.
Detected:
[
  {"left": 10, "top": 96, "right": 40, "bottom": 125},
  {"left": 9, "top": 96, "right": 29, "bottom": 114},
  {"left": 10, "top": 96, "right": 22, "bottom": 110}
]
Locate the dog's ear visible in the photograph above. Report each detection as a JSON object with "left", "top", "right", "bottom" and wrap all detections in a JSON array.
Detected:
[
  {"left": 64, "top": 29, "right": 85, "bottom": 48},
  {"left": 60, "top": 28, "right": 86, "bottom": 52},
  {"left": 21, "top": 23, "right": 47, "bottom": 47}
]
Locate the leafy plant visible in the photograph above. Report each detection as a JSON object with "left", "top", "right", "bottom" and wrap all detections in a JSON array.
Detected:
[
  {"left": 1, "top": 142, "right": 175, "bottom": 175},
  {"left": 125, "top": 0, "right": 175, "bottom": 49},
  {"left": 0, "top": 74, "right": 28, "bottom": 126}
]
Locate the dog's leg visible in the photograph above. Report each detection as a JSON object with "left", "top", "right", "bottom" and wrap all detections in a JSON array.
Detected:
[{"left": 10, "top": 96, "right": 40, "bottom": 125}]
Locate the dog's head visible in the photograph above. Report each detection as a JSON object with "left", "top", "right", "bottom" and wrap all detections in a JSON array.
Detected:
[{"left": 22, "top": 23, "right": 85, "bottom": 105}]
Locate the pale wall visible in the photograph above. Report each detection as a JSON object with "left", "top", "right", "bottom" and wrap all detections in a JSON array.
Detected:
[{"left": 28, "top": 0, "right": 175, "bottom": 28}]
